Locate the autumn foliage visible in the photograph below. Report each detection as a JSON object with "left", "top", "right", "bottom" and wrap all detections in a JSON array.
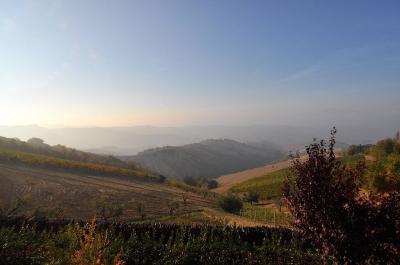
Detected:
[{"left": 283, "top": 128, "right": 400, "bottom": 264}]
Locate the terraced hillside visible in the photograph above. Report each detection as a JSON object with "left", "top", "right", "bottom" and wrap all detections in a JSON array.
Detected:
[
  {"left": 0, "top": 136, "right": 217, "bottom": 221},
  {"left": 0, "top": 162, "right": 215, "bottom": 221}
]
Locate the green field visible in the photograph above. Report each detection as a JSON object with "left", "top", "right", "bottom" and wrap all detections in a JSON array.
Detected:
[
  {"left": 230, "top": 168, "right": 290, "bottom": 200},
  {"left": 239, "top": 203, "right": 291, "bottom": 226}
]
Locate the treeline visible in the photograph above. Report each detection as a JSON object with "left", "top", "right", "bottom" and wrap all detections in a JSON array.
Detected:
[
  {"left": 340, "top": 133, "right": 400, "bottom": 192},
  {"left": 346, "top": 143, "right": 372, "bottom": 155},
  {"left": 0, "top": 149, "right": 162, "bottom": 182},
  {"left": 183, "top": 176, "right": 218, "bottom": 189},
  {"left": 368, "top": 136, "right": 400, "bottom": 191},
  {"left": 0, "top": 216, "right": 322, "bottom": 265}
]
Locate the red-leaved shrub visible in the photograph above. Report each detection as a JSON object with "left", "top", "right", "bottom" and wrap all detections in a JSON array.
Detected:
[{"left": 283, "top": 128, "right": 400, "bottom": 264}]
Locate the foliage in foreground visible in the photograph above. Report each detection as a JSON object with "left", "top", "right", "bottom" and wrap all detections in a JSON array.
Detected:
[
  {"left": 0, "top": 217, "right": 323, "bottom": 265},
  {"left": 283, "top": 128, "right": 400, "bottom": 265}
]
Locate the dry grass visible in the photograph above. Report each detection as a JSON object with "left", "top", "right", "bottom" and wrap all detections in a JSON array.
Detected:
[{"left": 0, "top": 163, "right": 215, "bottom": 221}]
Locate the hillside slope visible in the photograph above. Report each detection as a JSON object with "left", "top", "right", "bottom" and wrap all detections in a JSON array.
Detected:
[
  {"left": 0, "top": 136, "right": 128, "bottom": 168},
  {"left": 214, "top": 156, "right": 307, "bottom": 193},
  {"left": 0, "top": 136, "right": 218, "bottom": 221},
  {"left": 125, "top": 139, "right": 284, "bottom": 179},
  {"left": 0, "top": 163, "right": 213, "bottom": 220}
]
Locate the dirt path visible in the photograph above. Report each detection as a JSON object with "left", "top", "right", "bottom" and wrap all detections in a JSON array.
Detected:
[{"left": 214, "top": 156, "right": 307, "bottom": 193}]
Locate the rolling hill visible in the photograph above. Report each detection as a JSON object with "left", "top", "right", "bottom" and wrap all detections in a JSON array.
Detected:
[
  {"left": 0, "top": 136, "right": 128, "bottom": 168},
  {"left": 0, "top": 163, "right": 215, "bottom": 220},
  {"left": 0, "top": 124, "right": 361, "bottom": 155},
  {"left": 124, "top": 139, "right": 284, "bottom": 179},
  {"left": 0, "top": 136, "right": 216, "bottom": 221},
  {"left": 229, "top": 168, "right": 290, "bottom": 200}
]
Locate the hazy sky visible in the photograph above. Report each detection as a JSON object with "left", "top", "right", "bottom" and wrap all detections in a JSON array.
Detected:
[{"left": 1, "top": 0, "right": 399, "bottom": 127}]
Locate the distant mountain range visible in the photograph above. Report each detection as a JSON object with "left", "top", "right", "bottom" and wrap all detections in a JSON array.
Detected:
[
  {"left": 123, "top": 139, "right": 284, "bottom": 179},
  {"left": 0, "top": 124, "right": 392, "bottom": 155}
]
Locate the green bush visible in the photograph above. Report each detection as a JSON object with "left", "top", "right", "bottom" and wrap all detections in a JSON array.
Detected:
[
  {"left": 217, "top": 194, "right": 243, "bottom": 214},
  {"left": 243, "top": 191, "right": 260, "bottom": 205}
]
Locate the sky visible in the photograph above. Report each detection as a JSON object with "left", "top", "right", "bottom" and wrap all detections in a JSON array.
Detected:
[{"left": 0, "top": 0, "right": 400, "bottom": 128}]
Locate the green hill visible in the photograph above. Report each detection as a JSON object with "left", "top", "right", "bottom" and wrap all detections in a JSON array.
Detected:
[
  {"left": 0, "top": 136, "right": 129, "bottom": 168},
  {"left": 230, "top": 168, "right": 290, "bottom": 200}
]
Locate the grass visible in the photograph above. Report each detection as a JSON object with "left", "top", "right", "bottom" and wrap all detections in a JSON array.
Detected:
[
  {"left": 229, "top": 154, "right": 368, "bottom": 202},
  {"left": 229, "top": 168, "right": 290, "bottom": 200}
]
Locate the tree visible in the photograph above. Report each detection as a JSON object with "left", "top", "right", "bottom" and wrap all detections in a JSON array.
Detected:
[
  {"left": 206, "top": 179, "right": 218, "bottom": 189},
  {"left": 218, "top": 194, "right": 243, "bottom": 214},
  {"left": 243, "top": 191, "right": 260, "bottom": 205},
  {"left": 283, "top": 128, "right": 400, "bottom": 264},
  {"left": 158, "top": 174, "right": 166, "bottom": 183},
  {"left": 183, "top": 176, "right": 197, "bottom": 187},
  {"left": 184, "top": 176, "right": 218, "bottom": 189},
  {"left": 27, "top": 137, "right": 45, "bottom": 146},
  {"left": 368, "top": 137, "right": 400, "bottom": 192}
]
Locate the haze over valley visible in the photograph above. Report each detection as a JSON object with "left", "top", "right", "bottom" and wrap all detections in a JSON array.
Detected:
[
  {"left": 0, "top": 1, "right": 399, "bottom": 263},
  {"left": 0, "top": 123, "right": 394, "bottom": 156}
]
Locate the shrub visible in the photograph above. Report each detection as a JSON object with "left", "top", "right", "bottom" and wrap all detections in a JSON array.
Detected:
[
  {"left": 218, "top": 194, "right": 243, "bottom": 214},
  {"left": 243, "top": 191, "right": 260, "bottom": 205},
  {"left": 183, "top": 176, "right": 218, "bottom": 189},
  {"left": 207, "top": 179, "right": 218, "bottom": 189},
  {"left": 283, "top": 128, "right": 400, "bottom": 264}
]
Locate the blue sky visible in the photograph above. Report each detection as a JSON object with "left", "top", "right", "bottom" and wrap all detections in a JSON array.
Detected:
[{"left": 0, "top": 0, "right": 399, "bottom": 127}]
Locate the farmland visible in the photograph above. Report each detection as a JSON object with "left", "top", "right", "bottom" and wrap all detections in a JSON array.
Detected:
[
  {"left": 230, "top": 168, "right": 290, "bottom": 201},
  {"left": 0, "top": 161, "right": 214, "bottom": 221},
  {"left": 214, "top": 156, "right": 306, "bottom": 193}
]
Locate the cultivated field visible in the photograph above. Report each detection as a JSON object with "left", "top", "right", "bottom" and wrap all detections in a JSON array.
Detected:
[
  {"left": 0, "top": 163, "right": 214, "bottom": 220},
  {"left": 214, "top": 156, "right": 307, "bottom": 193}
]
